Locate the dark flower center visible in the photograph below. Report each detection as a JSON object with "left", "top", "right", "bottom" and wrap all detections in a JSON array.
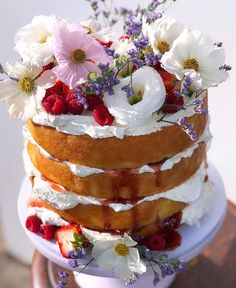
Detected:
[{"left": 71, "top": 49, "right": 87, "bottom": 64}]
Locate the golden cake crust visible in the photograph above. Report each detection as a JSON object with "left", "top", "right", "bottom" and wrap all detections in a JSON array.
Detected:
[
  {"left": 28, "top": 193, "right": 187, "bottom": 237},
  {"left": 27, "top": 141, "right": 206, "bottom": 199},
  {"left": 27, "top": 96, "right": 208, "bottom": 169}
]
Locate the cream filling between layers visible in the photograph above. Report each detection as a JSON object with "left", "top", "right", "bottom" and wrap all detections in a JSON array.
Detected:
[
  {"left": 32, "top": 92, "right": 206, "bottom": 139},
  {"left": 27, "top": 207, "right": 69, "bottom": 226},
  {"left": 23, "top": 123, "right": 212, "bottom": 177},
  {"left": 27, "top": 181, "right": 213, "bottom": 237},
  {"left": 32, "top": 162, "right": 206, "bottom": 213}
]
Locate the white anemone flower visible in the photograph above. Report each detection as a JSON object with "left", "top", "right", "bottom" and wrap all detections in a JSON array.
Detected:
[
  {"left": 81, "top": 18, "right": 113, "bottom": 43},
  {"left": 145, "top": 15, "right": 185, "bottom": 55},
  {"left": 14, "top": 15, "right": 61, "bottom": 66},
  {"left": 0, "top": 62, "right": 56, "bottom": 120},
  {"left": 103, "top": 66, "right": 166, "bottom": 127},
  {"left": 92, "top": 233, "right": 146, "bottom": 282},
  {"left": 161, "top": 30, "right": 229, "bottom": 89}
]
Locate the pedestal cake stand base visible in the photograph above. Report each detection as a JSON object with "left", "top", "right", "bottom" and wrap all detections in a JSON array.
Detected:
[{"left": 18, "top": 163, "right": 227, "bottom": 288}]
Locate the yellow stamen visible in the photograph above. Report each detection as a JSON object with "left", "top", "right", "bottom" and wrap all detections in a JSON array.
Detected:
[
  {"left": 82, "top": 25, "right": 93, "bottom": 34},
  {"left": 19, "top": 77, "right": 34, "bottom": 93},
  {"left": 128, "top": 90, "right": 143, "bottom": 105},
  {"left": 71, "top": 49, "right": 87, "bottom": 64},
  {"left": 40, "top": 34, "right": 50, "bottom": 43},
  {"left": 115, "top": 243, "right": 129, "bottom": 257},
  {"left": 157, "top": 40, "right": 170, "bottom": 54},
  {"left": 183, "top": 58, "right": 199, "bottom": 71}
]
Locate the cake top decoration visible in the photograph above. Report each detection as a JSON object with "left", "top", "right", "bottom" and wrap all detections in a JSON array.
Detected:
[{"left": 0, "top": 0, "right": 231, "bottom": 133}]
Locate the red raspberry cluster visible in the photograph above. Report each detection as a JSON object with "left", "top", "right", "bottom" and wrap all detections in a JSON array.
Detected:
[
  {"left": 139, "top": 212, "right": 182, "bottom": 251},
  {"left": 42, "top": 80, "right": 114, "bottom": 126},
  {"left": 26, "top": 215, "right": 58, "bottom": 240}
]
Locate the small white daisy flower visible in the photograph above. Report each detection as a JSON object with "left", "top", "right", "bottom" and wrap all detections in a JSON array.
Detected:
[
  {"left": 92, "top": 233, "right": 146, "bottom": 281},
  {"left": 161, "top": 30, "right": 229, "bottom": 89},
  {"left": 0, "top": 62, "right": 56, "bottom": 120}
]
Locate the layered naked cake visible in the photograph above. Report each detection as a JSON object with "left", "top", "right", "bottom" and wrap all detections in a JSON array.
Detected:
[
  {"left": 0, "top": 0, "right": 230, "bottom": 284},
  {"left": 24, "top": 102, "right": 210, "bottom": 237}
]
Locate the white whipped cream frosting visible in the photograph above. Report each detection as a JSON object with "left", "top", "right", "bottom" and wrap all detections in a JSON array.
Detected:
[
  {"left": 181, "top": 181, "right": 214, "bottom": 226},
  {"left": 27, "top": 207, "right": 69, "bottom": 226},
  {"left": 32, "top": 91, "right": 206, "bottom": 139},
  {"left": 33, "top": 162, "right": 206, "bottom": 213},
  {"left": 23, "top": 122, "right": 212, "bottom": 177}
]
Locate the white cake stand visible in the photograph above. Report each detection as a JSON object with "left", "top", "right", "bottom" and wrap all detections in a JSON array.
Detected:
[{"left": 18, "top": 163, "right": 227, "bottom": 288}]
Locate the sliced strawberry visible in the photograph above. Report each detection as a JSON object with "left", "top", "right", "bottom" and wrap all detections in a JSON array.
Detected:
[
  {"left": 159, "top": 69, "right": 178, "bottom": 93},
  {"left": 56, "top": 225, "right": 82, "bottom": 258}
]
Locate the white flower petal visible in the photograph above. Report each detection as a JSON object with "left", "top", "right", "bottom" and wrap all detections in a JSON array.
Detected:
[
  {"left": 14, "top": 15, "right": 61, "bottom": 66},
  {"left": 92, "top": 239, "right": 119, "bottom": 259},
  {"left": 128, "top": 248, "right": 146, "bottom": 275},
  {"left": 146, "top": 15, "right": 185, "bottom": 54},
  {"left": 96, "top": 248, "right": 117, "bottom": 271},
  {"left": 35, "top": 70, "right": 56, "bottom": 89},
  {"left": 113, "top": 257, "right": 134, "bottom": 280},
  {"left": 123, "top": 234, "right": 137, "bottom": 247},
  {"left": 0, "top": 79, "right": 20, "bottom": 101}
]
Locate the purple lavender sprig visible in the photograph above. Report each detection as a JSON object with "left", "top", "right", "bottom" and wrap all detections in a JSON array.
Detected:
[
  {"left": 144, "top": 52, "right": 162, "bottom": 66},
  {"left": 71, "top": 87, "right": 89, "bottom": 109},
  {"left": 219, "top": 64, "right": 232, "bottom": 71},
  {"left": 56, "top": 271, "right": 69, "bottom": 288},
  {"left": 124, "top": 18, "right": 142, "bottom": 37},
  {"left": 145, "top": 12, "right": 162, "bottom": 24},
  {"left": 178, "top": 117, "right": 198, "bottom": 141},
  {"left": 87, "top": 63, "right": 120, "bottom": 96},
  {"left": 122, "top": 84, "right": 135, "bottom": 98},
  {"left": 133, "top": 36, "right": 149, "bottom": 51},
  {"left": 104, "top": 47, "right": 120, "bottom": 59},
  {"left": 138, "top": 248, "right": 187, "bottom": 286},
  {"left": 181, "top": 76, "right": 192, "bottom": 97}
]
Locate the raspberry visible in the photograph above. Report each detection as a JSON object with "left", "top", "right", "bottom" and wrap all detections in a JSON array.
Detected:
[
  {"left": 26, "top": 215, "right": 42, "bottom": 233},
  {"left": 67, "top": 98, "right": 84, "bottom": 115},
  {"left": 93, "top": 105, "right": 114, "bottom": 126},
  {"left": 66, "top": 89, "right": 76, "bottom": 102},
  {"left": 160, "top": 212, "right": 182, "bottom": 234},
  {"left": 45, "top": 87, "right": 64, "bottom": 97},
  {"left": 40, "top": 225, "right": 58, "bottom": 240},
  {"left": 43, "top": 94, "right": 68, "bottom": 115},
  {"left": 164, "top": 231, "right": 182, "bottom": 250},
  {"left": 147, "top": 234, "right": 166, "bottom": 251},
  {"left": 86, "top": 95, "right": 104, "bottom": 111}
]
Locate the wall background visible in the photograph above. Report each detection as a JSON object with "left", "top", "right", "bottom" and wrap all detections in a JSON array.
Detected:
[{"left": 0, "top": 0, "right": 235, "bottom": 264}]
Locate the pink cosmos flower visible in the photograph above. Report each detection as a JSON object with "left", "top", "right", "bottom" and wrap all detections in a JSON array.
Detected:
[{"left": 52, "top": 23, "right": 110, "bottom": 88}]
